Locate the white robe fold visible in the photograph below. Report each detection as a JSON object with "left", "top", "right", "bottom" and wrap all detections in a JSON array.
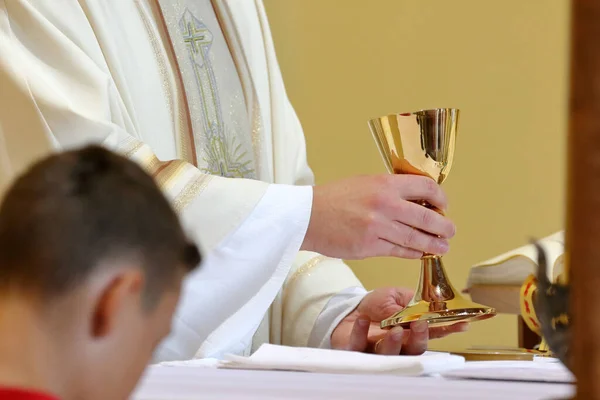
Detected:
[{"left": 0, "top": 0, "right": 366, "bottom": 360}]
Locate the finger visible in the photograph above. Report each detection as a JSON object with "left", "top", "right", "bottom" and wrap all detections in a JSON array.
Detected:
[
  {"left": 373, "top": 239, "right": 423, "bottom": 259},
  {"left": 375, "top": 326, "right": 405, "bottom": 355},
  {"left": 401, "top": 321, "right": 429, "bottom": 355},
  {"left": 346, "top": 317, "right": 371, "bottom": 351},
  {"left": 383, "top": 222, "right": 450, "bottom": 255},
  {"left": 393, "top": 200, "right": 456, "bottom": 239},
  {"left": 429, "top": 322, "right": 469, "bottom": 339},
  {"left": 395, "top": 175, "right": 448, "bottom": 212}
]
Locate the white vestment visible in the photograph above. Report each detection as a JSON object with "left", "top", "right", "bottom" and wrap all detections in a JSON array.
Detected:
[{"left": 0, "top": 0, "right": 367, "bottom": 360}]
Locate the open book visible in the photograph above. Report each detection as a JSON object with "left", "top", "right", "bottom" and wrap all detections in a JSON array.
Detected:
[{"left": 465, "top": 231, "right": 565, "bottom": 314}]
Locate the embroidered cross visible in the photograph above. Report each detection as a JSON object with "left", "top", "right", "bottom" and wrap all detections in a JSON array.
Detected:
[{"left": 183, "top": 23, "right": 210, "bottom": 54}]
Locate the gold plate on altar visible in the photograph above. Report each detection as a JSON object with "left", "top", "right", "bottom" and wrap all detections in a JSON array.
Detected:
[{"left": 446, "top": 348, "right": 552, "bottom": 361}]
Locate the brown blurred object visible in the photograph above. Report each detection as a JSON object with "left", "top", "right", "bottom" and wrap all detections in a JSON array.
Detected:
[{"left": 568, "top": 0, "right": 600, "bottom": 398}]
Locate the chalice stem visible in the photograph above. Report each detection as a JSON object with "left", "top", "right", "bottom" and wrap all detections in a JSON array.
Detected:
[{"left": 416, "top": 254, "right": 455, "bottom": 305}]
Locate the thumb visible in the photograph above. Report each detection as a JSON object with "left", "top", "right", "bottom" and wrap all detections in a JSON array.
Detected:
[
  {"left": 371, "top": 288, "right": 413, "bottom": 320},
  {"left": 371, "top": 299, "right": 404, "bottom": 321},
  {"left": 394, "top": 287, "right": 415, "bottom": 307},
  {"left": 360, "top": 288, "right": 412, "bottom": 321}
]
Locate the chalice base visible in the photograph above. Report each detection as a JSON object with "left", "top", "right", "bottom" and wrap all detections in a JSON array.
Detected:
[
  {"left": 380, "top": 255, "right": 497, "bottom": 329},
  {"left": 380, "top": 299, "right": 496, "bottom": 329}
]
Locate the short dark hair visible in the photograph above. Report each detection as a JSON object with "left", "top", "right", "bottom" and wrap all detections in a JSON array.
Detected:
[{"left": 0, "top": 145, "right": 200, "bottom": 307}]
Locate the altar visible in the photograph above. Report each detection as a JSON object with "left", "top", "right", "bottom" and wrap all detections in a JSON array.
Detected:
[{"left": 132, "top": 366, "right": 574, "bottom": 399}]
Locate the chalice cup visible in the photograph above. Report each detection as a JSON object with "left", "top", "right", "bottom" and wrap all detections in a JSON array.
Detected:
[{"left": 368, "top": 108, "right": 496, "bottom": 329}]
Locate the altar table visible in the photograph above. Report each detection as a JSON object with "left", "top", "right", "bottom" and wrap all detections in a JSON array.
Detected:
[{"left": 132, "top": 365, "right": 574, "bottom": 399}]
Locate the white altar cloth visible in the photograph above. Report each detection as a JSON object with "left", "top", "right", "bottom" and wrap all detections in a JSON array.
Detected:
[{"left": 131, "top": 365, "right": 574, "bottom": 400}]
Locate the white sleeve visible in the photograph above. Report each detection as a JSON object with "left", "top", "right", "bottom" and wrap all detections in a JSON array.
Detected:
[
  {"left": 157, "top": 183, "right": 314, "bottom": 361},
  {"left": 307, "top": 287, "right": 368, "bottom": 349}
]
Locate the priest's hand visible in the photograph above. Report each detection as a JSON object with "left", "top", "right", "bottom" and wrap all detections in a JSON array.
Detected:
[
  {"left": 302, "top": 174, "right": 456, "bottom": 260},
  {"left": 330, "top": 287, "right": 468, "bottom": 355}
]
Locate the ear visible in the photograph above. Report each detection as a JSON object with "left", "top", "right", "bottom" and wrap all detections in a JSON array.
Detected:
[{"left": 91, "top": 269, "right": 145, "bottom": 338}]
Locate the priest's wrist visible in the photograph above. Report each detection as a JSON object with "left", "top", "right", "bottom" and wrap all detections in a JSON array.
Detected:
[{"left": 300, "top": 184, "right": 330, "bottom": 255}]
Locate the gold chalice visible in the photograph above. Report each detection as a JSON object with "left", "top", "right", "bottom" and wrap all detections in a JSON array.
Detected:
[{"left": 368, "top": 108, "right": 496, "bottom": 329}]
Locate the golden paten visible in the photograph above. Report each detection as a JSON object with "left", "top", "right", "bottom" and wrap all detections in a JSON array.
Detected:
[{"left": 368, "top": 109, "right": 496, "bottom": 329}]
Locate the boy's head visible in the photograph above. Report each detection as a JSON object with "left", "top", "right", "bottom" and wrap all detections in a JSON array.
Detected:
[{"left": 0, "top": 146, "right": 200, "bottom": 399}]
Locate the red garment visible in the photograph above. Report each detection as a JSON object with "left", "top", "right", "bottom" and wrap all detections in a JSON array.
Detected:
[{"left": 0, "top": 388, "right": 59, "bottom": 400}]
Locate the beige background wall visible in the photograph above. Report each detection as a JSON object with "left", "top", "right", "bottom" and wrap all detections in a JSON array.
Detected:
[{"left": 263, "top": 0, "right": 569, "bottom": 350}]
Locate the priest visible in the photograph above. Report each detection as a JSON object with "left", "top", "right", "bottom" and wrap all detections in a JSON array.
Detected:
[{"left": 0, "top": 0, "right": 463, "bottom": 361}]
